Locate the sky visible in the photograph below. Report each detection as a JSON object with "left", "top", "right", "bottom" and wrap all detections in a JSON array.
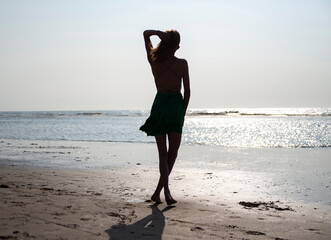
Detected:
[{"left": 0, "top": 0, "right": 330, "bottom": 111}]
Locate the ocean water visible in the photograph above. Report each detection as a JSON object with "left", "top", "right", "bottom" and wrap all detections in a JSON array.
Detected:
[{"left": 0, "top": 108, "right": 330, "bottom": 148}]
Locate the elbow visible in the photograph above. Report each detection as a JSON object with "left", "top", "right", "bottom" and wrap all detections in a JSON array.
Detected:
[
  {"left": 184, "top": 89, "right": 191, "bottom": 96},
  {"left": 184, "top": 91, "right": 190, "bottom": 101}
]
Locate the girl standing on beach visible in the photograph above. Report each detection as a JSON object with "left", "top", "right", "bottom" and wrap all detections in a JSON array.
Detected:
[{"left": 140, "top": 29, "right": 190, "bottom": 205}]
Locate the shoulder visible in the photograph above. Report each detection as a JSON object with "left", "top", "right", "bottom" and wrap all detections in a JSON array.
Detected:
[
  {"left": 175, "top": 57, "right": 187, "bottom": 63},
  {"left": 175, "top": 57, "right": 188, "bottom": 67}
]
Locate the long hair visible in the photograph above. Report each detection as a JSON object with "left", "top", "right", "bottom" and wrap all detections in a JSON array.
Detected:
[{"left": 150, "top": 30, "right": 180, "bottom": 62}]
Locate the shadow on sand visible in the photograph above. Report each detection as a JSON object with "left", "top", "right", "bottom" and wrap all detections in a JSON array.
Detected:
[{"left": 105, "top": 203, "right": 175, "bottom": 240}]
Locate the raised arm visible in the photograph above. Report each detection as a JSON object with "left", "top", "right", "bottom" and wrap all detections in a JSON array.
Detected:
[
  {"left": 143, "top": 30, "right": 168, "bottom": 62},
  {"left": 182, "top": 59, "right": 191, "bottom": 115}
]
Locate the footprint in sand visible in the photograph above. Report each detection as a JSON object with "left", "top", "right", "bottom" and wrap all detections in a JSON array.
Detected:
[
  {"left": 62, "top": 224, "right": 79, "bottom": 229},
  {"left": 308, "top": 228, "right": 320, "bottom": 232},
  {"left": 174, "top": 175, "right": 185, "bottom": 180},
  {"left": 52, "top": 212, "right": 66, "bottom": 216},
  {"left": 225, "top": 225, "right": 238, "bottom": 229},
  {"left": 191, "top": 226, "right": 204, "bottom": 231},
  {"left": 218, "top": 203, "right": 227, "bottom": 207},
  {"left": 245, "top": 230, "right": 266, "bottom": 236},
  {"left": 40, "top": 187, "right": 54, "bottom": 191},
  {"left": 1, "top": 231, "right": 36, "bottom": 239}
]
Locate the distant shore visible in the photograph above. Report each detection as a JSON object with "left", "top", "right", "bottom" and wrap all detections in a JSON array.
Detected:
[{"left": 0, "top": 139, "right": 330, "bottom": 239}]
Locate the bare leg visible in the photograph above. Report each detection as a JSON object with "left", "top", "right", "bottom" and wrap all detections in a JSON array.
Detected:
[
  {"left": 152, "top": 132, "right": 181, "bottom": 204},
  {"left": 152, "top": 134, "right": 169, "bottom": 203}
]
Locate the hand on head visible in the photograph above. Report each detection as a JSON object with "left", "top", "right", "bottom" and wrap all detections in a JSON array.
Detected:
[{"left": 159, "top": 31, "right": 170, "bottom": 42}]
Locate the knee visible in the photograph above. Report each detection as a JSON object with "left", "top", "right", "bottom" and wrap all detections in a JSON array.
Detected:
[
  {"left": 168, "top": 151, "right": 178, "bottom": 161},
  {"left": 159, "top": 152, "right": 168, "bottom": 160}
]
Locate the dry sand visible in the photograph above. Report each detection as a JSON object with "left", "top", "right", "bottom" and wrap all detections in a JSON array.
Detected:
[
  {"left": 1, "top": 165, "right": 330, "bottom": 240},
  {"left": 0, "top": 139, "right": 330, "bottom": 239}
]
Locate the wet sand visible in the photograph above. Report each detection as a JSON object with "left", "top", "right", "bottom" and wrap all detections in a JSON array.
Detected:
[{"left": 0, "top": 139, "right": 330, "bottom": 239}]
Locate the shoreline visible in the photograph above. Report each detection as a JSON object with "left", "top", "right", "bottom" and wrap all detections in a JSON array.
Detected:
[{"left": 1, "top": 138, "right": 330, "bottom": 204}]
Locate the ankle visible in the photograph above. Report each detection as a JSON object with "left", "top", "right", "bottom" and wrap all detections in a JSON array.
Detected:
[
  {"left": 164, "top": 190, "right": 171, "bottom": 197},
  {"left": 152, "top": 192, "right": 160, "bottom": 197}
]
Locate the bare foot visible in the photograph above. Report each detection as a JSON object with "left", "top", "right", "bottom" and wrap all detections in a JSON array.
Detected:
[
  {"left": 165, "top": 194, "right": 177, "bottom": 205},
  {"left": 151, "top": 195, "right": 162, "bottom": 204}
]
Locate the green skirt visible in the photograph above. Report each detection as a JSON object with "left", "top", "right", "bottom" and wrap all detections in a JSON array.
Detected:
[{"left": 140, "top": 92, "right": 185, "bottom": 136}]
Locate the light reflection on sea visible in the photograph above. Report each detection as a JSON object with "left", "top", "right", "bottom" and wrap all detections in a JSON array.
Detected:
[
  {"left": 183, "top": 116, "right": 331, "bottom": 148},
  {"left": 0, "top": 108, "right": 330, "bottom": 148}
]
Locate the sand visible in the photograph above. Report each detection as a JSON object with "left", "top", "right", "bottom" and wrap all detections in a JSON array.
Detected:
[{"left": 0, "top": 139, "right": 330, "bottom": 239}]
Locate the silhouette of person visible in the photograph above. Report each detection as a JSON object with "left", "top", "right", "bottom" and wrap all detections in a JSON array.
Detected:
[
  {"left": 140, "top": 29, "right": 190, "bottom": 205},
  {"left": 105, "top": 204, "right": 174, "bottom": 240}
]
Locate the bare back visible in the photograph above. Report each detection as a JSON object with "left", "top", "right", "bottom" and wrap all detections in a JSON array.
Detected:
[{"left": 150, "top": 57, "right": 186, "bottom": 93}]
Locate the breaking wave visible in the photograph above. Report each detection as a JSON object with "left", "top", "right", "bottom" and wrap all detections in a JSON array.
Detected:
[{"left": 0, "top": 108, "right": 330, "bottom": 119}]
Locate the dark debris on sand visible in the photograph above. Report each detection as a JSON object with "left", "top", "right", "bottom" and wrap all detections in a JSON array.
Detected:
[{"left": 239, "top": 201, "right": 294, "bottom": 211}]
